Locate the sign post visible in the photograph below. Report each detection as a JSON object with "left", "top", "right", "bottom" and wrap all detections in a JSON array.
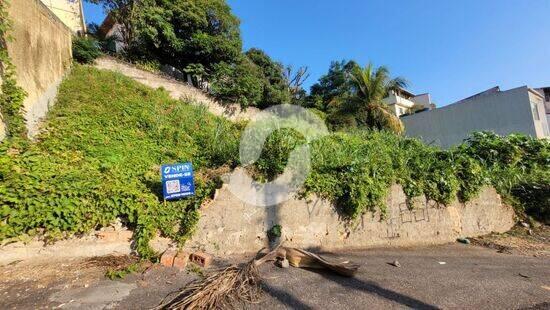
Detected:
[{"left": 161, "top": 162, "right": 195, "bottom": 201}]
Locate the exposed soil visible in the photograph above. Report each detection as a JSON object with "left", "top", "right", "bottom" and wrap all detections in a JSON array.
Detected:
[{"left": 471, "top": 224, "right": 550, "bottom": 257}]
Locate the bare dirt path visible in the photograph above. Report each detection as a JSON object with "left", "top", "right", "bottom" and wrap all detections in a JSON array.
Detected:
[
  {"left": 1, "top": 244, "right": 549, "bottom": 309},
  {"left": 94, "top": 57, "right": 259, "bottom": 121}
]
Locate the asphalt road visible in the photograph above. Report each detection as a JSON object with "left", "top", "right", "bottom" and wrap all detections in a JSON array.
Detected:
[
  {"left": 1, "top": 244, "right": 549, "bottom": 309},
  {"left": 251, "top": 245, "right": 550, "bottom": 310}
]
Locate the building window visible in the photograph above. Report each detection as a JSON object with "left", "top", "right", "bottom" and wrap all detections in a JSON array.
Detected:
[
  {"left": 544, "top": 88, "right": 550, "bottom": 102},
  {"left": 531, "top": 102, "right": 540, "bottom": 121}
]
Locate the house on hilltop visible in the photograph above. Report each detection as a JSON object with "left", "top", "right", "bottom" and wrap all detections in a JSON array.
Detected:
[{"left": 383, "top": 88, "right": 436, "bottom": 117}]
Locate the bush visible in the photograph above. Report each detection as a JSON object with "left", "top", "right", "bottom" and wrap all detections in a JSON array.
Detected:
[
  {"left": 0, "top": 66, "right": 240, "bottom": 257},
  {"left": 72, "top": 37, "right": 102, "bottom": 64},
  {"left": 511, "top": 174, "right": 550, "bottom": 223},
  {"left": 255, "top": 128, "right": 306, "bottom": 180},
  {"left": 210, "top": 58, "right": 263, "bottom": 108},
  {"left": 270, "top": 130, "right": 549, "bottom": 221}
]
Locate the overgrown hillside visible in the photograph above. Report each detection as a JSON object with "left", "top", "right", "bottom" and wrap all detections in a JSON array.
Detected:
[
  {"left": 0, "top": 66, "right": 241, "bottom": 257},
  {"left": 1, "top": 66, "right": 548, "bottom": 258}
]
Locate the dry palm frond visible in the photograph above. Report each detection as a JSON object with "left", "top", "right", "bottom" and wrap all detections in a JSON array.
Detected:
[
  {"left": 153, "top": 246, "right": 359, "bottom": 309},
  {"left": 283, "top": 247, "right": 360, "bottom": 277},
  {"left": 153, "top": 247, "right": 280, "bottom": 310},
  {"left": 155, "top": 262, "right": 262, "bottom": 309}
]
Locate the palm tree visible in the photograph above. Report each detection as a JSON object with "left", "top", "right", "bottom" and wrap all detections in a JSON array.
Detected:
[{"left": 341, "top": 63, "right": 408, "bottom": 134}]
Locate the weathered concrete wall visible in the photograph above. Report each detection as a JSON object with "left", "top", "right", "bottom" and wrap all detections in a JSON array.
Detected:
[
  {"left": 0, "top": 184, "right": 515, "bottom": 265},
  {"left": 188, "top": 185, "right": 516, "bottom": 255},
  {"left": 5, "top": 0, "right": 72, "bottom": 138}
]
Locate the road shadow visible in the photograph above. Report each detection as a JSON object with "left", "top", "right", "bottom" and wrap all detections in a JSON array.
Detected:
[
  {"left": 260, "top": 283, "right": 314, "bottom": 309},
  {"left": 312, "top": 269, "right": 440, "bottom": 309}
]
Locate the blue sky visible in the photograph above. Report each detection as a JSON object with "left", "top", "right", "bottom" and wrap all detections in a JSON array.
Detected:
[{"left": 83, "top": 0, "right": 550, "bottom": 106}]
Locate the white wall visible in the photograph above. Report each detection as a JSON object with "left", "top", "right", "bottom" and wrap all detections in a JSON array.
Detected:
[
  {"left": 40, "top": 0, "right": 85, "bottom": 33},
  {"left": 402, "top": 86, "right": 545, "bottom": 148}
]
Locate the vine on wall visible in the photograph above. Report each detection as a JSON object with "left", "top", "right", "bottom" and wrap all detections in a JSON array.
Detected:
[{"left": 0, "top": 0, "right": 27, "bottom": 138}]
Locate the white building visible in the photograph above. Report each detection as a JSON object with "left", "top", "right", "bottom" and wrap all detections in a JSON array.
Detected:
[
  {"left": 40, "top": 0, "right": 86, "bottom": 34},
  {"left": 401, "top": 86, "right": 549, "bottom": 148},
  {"left": 383, "top": 88, "right": 435, "bottom": 117}
]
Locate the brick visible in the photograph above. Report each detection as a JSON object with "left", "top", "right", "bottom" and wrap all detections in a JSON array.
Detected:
[
  {"left": 173, "top": 251, "right": 189, "bottom": 271},
  {"left": 189, "top": 252, "right": 212, "bottom": 268},
  {"left": 160, "top": 250, "right": 176, "bottom": 267},
  {"left": 96, "top": 231, "right": 132, "bottom": 242}
]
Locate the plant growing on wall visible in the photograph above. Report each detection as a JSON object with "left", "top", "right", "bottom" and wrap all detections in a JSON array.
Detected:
[{"left": 0, "top": 0, "right": 27, "bottom": 138}]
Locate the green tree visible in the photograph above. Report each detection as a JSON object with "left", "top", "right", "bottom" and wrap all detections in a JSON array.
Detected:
[
  {"left": 209, "top": 56, "right": 263, "bottom": 108},
  {"left": 245, "top": 48, "right": 290, "bottom": 108},
  {"left": 133, "top": 0, "right": 242, "bottom": 71},
  {"left": 87, "top": 0, "right": 139, "bottom": 46},
  {"left": 309, "top": 60, "right": 358, "bottom": 111},
  {"left": 341, "top": 63, "right": 408, "bottom": 134}
]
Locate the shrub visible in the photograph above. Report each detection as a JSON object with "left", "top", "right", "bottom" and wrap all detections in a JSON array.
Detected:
[
  {"left": 255, "top": 128, "right": 306, "bottom": 180},
  {"left": 210, "top": 58, "right": 263, "bottom": 109},
  {"left": 72, "top": 37, "right": 102, "bottom": 64},
  {"left": 511, "top": 173, "right": 550, "bottom": 223},
  {"left": 0, "top": 66, "right": 240, "bottom": 257}
]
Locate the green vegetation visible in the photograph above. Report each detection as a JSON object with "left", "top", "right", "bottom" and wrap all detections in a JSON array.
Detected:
[
  {"left": 0, "top": 66, "right": 240, "bottom": 257},
  {"left": 259, "top": 130, "right": 549, "bottom": 222},
  {"left": 267, "top": 224, "right": 282, "bottom": 241},
  {"left": 90, "top": 0, "right": 300, "bottom": 110},
  {"left": 72, "top": 37, "right": 103, "bottom": 64},
  {"left": 0, "top": 0, "right": 27, "bottom": 138},
  {"left": 304, "top": 61, "right": 408, "bottom": 133},
  {"left": 0, "top": 66, "right": 547, "bottom": 260},
  {"left": 105, "top": 261, "right": 144, "bottom": 280},
  {"left": 132, "top": 0, "right": 242, "bottom": 71}
]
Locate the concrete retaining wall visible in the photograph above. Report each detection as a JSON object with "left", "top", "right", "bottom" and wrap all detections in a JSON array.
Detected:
[
  {"left": 0, "top": 184, "right": 515, "bottom": 265},
  {"left": 188, "top": 185, "right": 516, "bottom": 255},
  {"left": 4, "top": 0, "right": 72, "bottom": 139}
]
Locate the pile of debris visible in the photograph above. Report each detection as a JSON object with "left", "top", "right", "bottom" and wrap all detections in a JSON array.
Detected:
[{"left": 154, "top": 246, "right": 360, "bottom": 309}]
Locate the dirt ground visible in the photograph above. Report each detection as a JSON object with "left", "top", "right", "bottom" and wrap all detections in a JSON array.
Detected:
[
  {"left": 471, "top": 224, "right": 549, "bottom": 257},
  {"left": 1, "top": 227, "right": 549, "bottom": 309}
]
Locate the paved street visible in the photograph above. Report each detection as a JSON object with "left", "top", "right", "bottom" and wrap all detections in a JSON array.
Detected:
[
  {"left": 252, "top": 245, "right": 550, "bottom": 309},
  {"left": 1, "top": 244, "right": 549, "bottom": 309}
]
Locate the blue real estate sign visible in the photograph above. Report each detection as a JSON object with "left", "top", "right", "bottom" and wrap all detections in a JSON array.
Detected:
[{"left": 161, "top": 162, "right": 195, "bottom": 200}]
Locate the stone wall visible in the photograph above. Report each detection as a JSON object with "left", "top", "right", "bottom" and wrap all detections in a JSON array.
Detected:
[
  {"left": 188, "top": 185, "right": 516, "bottom": 255},
  {"left": 4, "top": 0, "right": 72, "bottom": 139}
]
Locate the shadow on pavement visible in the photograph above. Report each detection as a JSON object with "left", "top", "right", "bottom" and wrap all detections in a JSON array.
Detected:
[
  {"left": 261, "top": 283, "right": 314, "bottom": 309},
  {"left": 315, "top": 270, "right": 440, "bottom": 310}
]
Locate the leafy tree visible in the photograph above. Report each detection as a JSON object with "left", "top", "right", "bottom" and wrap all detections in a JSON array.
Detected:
[
  {"left": 210, "top": 57, "right": 263, "bottom": 108},
  {"left": 341, "top": 63, "right": 408, "bottom": 134},
  {"left": 245, "top": 48, "right": 290, "bottom": 108},
  {"left": 87, "top": 0, "right": 139, "bottom": 46},
  {"left": 133, "top": 0, "right": 242, "bottom": 71},
  {"left": 310, "top": 60, "right": 407, "bottom": 133},
  {"left": 309, "top": 60, "right": 358, "bottom": 111}
]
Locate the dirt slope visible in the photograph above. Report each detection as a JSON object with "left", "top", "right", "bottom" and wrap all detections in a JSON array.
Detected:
[{"left": 94, "top": 56, "right": 259, "bottom": 121}]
